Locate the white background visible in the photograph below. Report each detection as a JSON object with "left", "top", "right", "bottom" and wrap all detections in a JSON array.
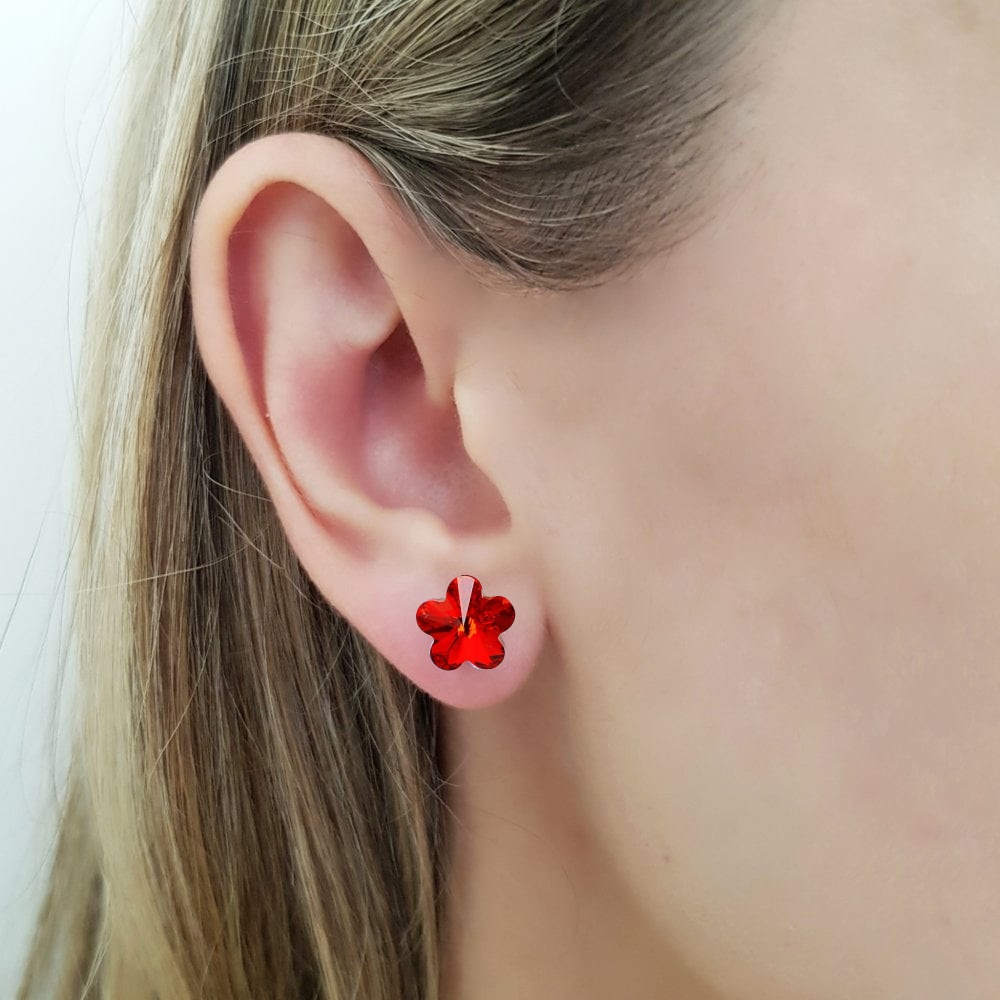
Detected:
[{"left": 0, "top": 0, "right": 144, "bottom": 991}]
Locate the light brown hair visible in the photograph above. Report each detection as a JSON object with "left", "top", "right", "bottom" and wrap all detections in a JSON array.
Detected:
[{"left": 19, "top": 1, "right": 773, "bottom": 996}]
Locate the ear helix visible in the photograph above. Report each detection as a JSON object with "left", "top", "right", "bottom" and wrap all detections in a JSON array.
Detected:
[{"left": 415, "top": 575, "right": 515, "bottom": 671}]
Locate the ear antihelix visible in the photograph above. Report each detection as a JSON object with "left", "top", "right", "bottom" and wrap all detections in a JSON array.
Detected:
[{"left": 416, "top": 574, "right": 515, "bottom": 671}]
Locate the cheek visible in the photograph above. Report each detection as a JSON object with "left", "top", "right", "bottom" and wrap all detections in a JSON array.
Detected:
[
  {"left": 604, "top": 143, "right": 1000, "bottom": 848},
  {"left": 531, "top": 197, "right": 1000, "bottom": 992}
]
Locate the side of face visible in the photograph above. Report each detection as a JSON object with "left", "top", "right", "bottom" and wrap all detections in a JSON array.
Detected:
[{"left": 459, "top": 0, "right": 1000, "bottom": 994}]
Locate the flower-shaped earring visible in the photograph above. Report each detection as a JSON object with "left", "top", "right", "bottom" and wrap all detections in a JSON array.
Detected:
[{"left": 416, "top": 575, "right": 515, "bottom": 670}]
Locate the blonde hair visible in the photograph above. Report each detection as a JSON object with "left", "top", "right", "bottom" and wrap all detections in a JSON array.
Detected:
[{"left": 20, "top": 1, "right": 772, "bottom": 997}]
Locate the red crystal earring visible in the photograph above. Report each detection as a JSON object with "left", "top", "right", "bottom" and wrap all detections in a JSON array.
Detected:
[{"left": 416, "top": 575, "right": 515, "bottom": 670}]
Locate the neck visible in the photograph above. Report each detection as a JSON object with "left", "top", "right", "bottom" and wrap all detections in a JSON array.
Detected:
[{"left": 437, "top": 653, "right": 720, "bottom": 1000}]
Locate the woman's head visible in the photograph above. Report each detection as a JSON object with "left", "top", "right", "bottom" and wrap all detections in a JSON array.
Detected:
[{"left": 22, "top": 0, "right": 1000, "bottom": 998}]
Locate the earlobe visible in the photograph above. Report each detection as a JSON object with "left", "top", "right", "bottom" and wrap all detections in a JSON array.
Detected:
[{"left": 188, "top": 132, "right": 546, "bottom": 710}]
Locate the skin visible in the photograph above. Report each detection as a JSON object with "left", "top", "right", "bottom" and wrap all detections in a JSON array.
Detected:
[{"left": 188, "top": 1, "right": 1000, "bottom": 997}]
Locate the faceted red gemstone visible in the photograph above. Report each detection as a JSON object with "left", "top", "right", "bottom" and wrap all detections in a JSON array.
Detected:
[{"left": 416, "top": 575, "right": 515, "bottom": 670}]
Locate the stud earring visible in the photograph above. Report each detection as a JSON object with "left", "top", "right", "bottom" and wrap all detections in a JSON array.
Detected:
[{"left": 416, "top": 575, "right": 515, "bottom": 670}]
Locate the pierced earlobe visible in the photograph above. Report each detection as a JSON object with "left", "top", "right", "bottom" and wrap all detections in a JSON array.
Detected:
[{"left": 416, "top": 575, "right": 515, "bottom": 671}]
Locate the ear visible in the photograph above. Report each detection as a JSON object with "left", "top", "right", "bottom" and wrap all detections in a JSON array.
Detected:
[{"left": 188, "top": 132, "right": 545, "bottom": 710}]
